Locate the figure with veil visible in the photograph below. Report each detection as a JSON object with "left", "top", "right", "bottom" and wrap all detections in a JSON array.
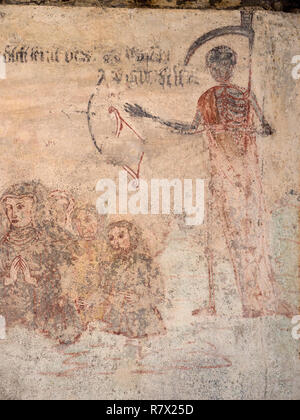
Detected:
[{"left": 0, "top": 181, "right": 83, "bottom": 343}]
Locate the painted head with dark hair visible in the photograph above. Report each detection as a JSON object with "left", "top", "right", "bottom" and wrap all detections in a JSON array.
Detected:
[
  {"left": 206, "top": 45, "right": 237, "bottom": 83},
  {"left": 106, "top": 220, "right": 140, "bottom": 254}
]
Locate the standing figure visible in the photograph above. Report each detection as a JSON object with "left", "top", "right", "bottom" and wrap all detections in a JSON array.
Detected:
[
  {"left": 67, "top": 205, "right": 106, "bottom": 325},
  {"left": 101, "top": 221, "right": 166, "bottom": 339},
  {"left": 0, "top": 189, "right": 38, "bottom": 328},
  {"left": 0, "top": 182, "right": 83, "bottom": 343},
  {"left": 125, "top": 45, "right": 293, "bottom": 318},
  {"left": 48, "top": 190, "right": 75, "bottom": 234}
]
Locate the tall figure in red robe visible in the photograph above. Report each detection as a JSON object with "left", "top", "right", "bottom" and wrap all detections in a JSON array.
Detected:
[{"left": 125, "top": 45, "right": 293, "bottom": 318}]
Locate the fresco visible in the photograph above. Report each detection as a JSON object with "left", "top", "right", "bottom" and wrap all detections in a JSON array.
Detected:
[{"left": 0, "top": 6, "right": 299, "bottom": 400}]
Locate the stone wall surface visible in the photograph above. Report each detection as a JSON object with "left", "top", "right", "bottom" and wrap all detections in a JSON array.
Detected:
[
  {"left": 0, "top": 0, "right": 299, "bottom": 12},
  {"left": 0, "top": 5, "right": 299, "bottom": 400}
]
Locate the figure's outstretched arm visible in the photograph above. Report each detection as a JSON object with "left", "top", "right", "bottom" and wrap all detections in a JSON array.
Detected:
[
  {"left": 124, "top": 103, "right": 203, "bottom": 135},
  {"left": 250, "top": 93, "right": 274, "bottom": 136}
]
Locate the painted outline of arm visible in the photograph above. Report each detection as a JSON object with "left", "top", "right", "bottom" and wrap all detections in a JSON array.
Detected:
[{"left": 124, "top": 103, "right": 203, "bottom": 135}]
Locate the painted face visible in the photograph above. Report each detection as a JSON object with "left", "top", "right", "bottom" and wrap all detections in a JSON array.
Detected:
[
  {"left": 75, "top": 210, "right": 98, "bottom": 241},
  {"left": 209, "top": 61, "right": 234, "bottom": 83},
  {"left": 4, "top": 196, "right": 34, "bottom": 228},
  {"left": 49, "top": 197, "right": 69, "bottom": 227},
  {"left": 108, "top": 226, "right": 131, "bottom": 252}
]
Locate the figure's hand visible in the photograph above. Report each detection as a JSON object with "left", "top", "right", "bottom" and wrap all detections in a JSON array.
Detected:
[
  {"left": 260, "top": 122, "right": 275, "bottom": 137},
  {"left": 123, "top": 292, "right": 137, "bottom": 305},
  {"left": 18, "top": 257, "right": 37, "bottom": 286},
  {"left": 124, "top": 103, "right": 153, "bottom": 119},
  {"left": 6, "top": 256, "right": 22, "bottom": 285},
  {"left": 75, "top": 297, "right": 86, "bottom": 312}
]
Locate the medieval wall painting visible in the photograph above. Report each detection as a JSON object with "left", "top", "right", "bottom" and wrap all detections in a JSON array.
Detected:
[{"left": 0, "top": 6, "right": 299, "bottom": 400}]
